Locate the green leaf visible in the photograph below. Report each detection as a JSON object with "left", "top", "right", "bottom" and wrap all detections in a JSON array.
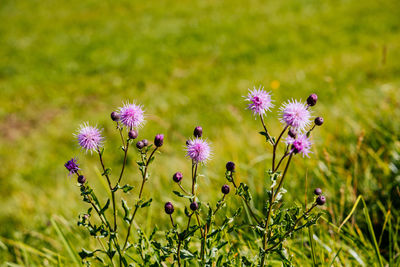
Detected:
[
  {"left": 237, "top": 183, "right": 252, "bottom": 201},
  {"left": 259, "top": 131, "right": 271, "bottom": 142},
  {"left": 140, "top": 198, "right": 152, "bottom": 208},
  {"left": 180, "top": 249, "right": 195, "bottom": 259},
  {"left": 173, "top": 191, "right": 193, "bottom": 199},
  {"left": 122, "top": 199, "right": 131, "bottom": 223},
  {"left": 100, "top": 199, "right": 110, "bottom": 215},
  {"left": 121, "top": 184, "right": 134, "bottom": 193},
  {"left": 78, "top": 248, "right": 94, "bottom": 259}
]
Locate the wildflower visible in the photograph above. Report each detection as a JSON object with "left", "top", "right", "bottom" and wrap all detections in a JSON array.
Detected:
[
  {"left": 245, "top": 86, "right": 274, "bottom": 117},
  {"left": 76, "top": 123, "right": 104, "bottom": 152},
  {"left": 287, "top": 134, "right": 312, "bottom": 157},
  {"left": 280, "top": 99, "right": 311, "bottom": 132},
  {"left": 128, "top": 129, "right": 138, "bottom": 139},
  {"left": 307, "top": 94, "right": 318, "bottom": 106},
  {"left": 164, "top": 202, "right": 174, "bottom": 214},
  {"left": 193, "top": 126, "right": 203, "bottom": 138},
  {"left": 118, "top": 102, "right": 145, "bottom": 128},
  {"left": 77, "top": 175, "right": 86, "bottom": 184},
  {"left": 315, "top": 117, "right": 324, "bottom": 126},
  {"left": 226, "top": 161, "right": 235, "bottom": 172},
  {"left": 314, "top": 188, "right": 322, "bottom": 195},
  {"left": 65, "top": 158, "right": 80, "bottom": 175},
  {"left": 173, "top": 172, "right": 183, "bottom": 183},
  {"left": 154, "top": 134, "right": 164, "bottom": 147},
  {"left": 316, "top": 195, "right": 326, "bottom": 205},
  {"left": 110, "top": 111, "right": 120, "bottom": 122},
  {"left": 190, "top": 202, "right": 199, "bottom": 211},
  {"left": 221, "top": 184, "right": 230, "bottom": 195},
  {"left": 186, "top": 138, "right": 211, "bottom": 163}
]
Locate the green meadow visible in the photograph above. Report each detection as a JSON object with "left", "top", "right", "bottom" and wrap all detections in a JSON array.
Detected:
[{"left": 1, "top": 0, "right": 399, "bottom": 265}]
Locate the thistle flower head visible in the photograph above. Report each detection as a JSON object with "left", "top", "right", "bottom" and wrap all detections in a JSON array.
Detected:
[
  {"left": 173, "top": 172, "right": 183, "bottom": 183},
  {"left": 185, "top": 137, "right": 211, "bottom": 164},
  {"left": 280, "top": 99, "right": 311, "bottom": 132},
  {"left": 221, "top": 184, "right": 230, "bottom": 194},
  {"left": 164, "top": 202, "right": 174, "bottom": 214},
  {"left": 154, "top": 134, "right": 164, "bottom": 147},
  {"left": 226, "top": 161, "right": 235, "bottom": 172},
  {"left": 77, "top": 175, "right": 86, "bottom": 184},
  {"left": 190, "top": 201, "right": 199, "bottom": 211},
  {"left": 316, "top": 195, "right": 326, "bottom": 205},
  {"left": 76, "top": 123, "right": 104, "bottom": 152},
  {"left": 245, "top": 86, "right": 274, "bottom": 117},
  {"left": 118, "top": 102, "right": 145, "bottom": 128},
  {"left": 64, "top": 158, "right": 80, "bottom": 175},
  {"left": 287, "top": 134, "right": 312, "bottom": 157}
]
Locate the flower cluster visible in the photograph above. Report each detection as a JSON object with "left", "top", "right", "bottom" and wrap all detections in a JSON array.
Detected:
[
  {"left": 64, "top": 101, "right": 164, "bottom": 266},
  {"left": 63, "top": 89, "right": 326, "bottom": 266}
]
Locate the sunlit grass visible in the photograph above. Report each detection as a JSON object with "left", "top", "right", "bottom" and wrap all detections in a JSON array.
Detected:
[{"left": 1, "top": 0, "right": 399, "bottom": 265}]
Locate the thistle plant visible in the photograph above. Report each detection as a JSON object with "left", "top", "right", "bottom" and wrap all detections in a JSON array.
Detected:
[
  {"left": 63, "top": 88, "right": 327, "bottom": 266},
  {"left": 224, "top": 87, "right": 327, "bottom": 265},
  {"left": 162, "top": 127, "right": 241, "bottom": 266},
  {"left": 64, "top": 101, "right": 163, "bottom": 266}
]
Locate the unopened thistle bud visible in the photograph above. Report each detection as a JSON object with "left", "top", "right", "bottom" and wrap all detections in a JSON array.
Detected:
[
  {"left": 190, "top": 201, "right": 199, "bottom": 211},
  {"left": 136, "top": 141, "right": 145, "bottom": 149},
  {"left": 314, "top": 117, "right": 324, "bottom": 126},
  {"left": 221, "top": 184, "right": 230, "bottom": 194},
  {"left": 154, "top": 134, "right": 164, "bottom": 147},
  {"left": 111, "top": 112, "right": 120, "bottom": 122},
  {"left": 307, "top": 94, "right": 318, "bottom": 106},
  {"left": 288, "top": 128, "right": 297, "bottom": 138},
  {"left": 77, "top": 175, "right": 86, "bottom": 184},
  {"left": 142, "top": 139, "right": 149, "bottom": 147},
  {"left": 128, "top": 129, "right": 138, "bottom": 139},
  {"left": 316, "top": 195, "right": 326, "bottom": 205},
  {"left": 173, "top": 172, "right": 183, "bottom": 183},
  {"left": 193, "top": 126, "right": 203, "bottom": 138},
  {"left": 314, "top": 188, "right": 322, "bottom": 195},
  {"left": 226, "top": 161, "right": 235, "bottom": 172},
  {"left": 164, "top": 202, "right": 174, "bottom": 214}
]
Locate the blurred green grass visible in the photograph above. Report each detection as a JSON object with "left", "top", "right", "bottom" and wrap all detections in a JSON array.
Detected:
[{"left": 1, "top": 0, "right": 400, "bottom": 265}]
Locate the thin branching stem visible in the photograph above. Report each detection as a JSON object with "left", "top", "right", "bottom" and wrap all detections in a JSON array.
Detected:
[
  {"left": 96, "top": 149, "right": 117, "bottom": 233},
  {"left": 122, "top": 147, "right": 158, "bottom": 250},
  {"left": 260, "top": 115, "right": 274, "bottom": 146},
  {"left": 261, "top": 152, "right": 293, "bottom": 266},
  {"left": 117, "top": 138, "right": 130, "bottom": 186},
  {"left": 272, "top": 125, "right": 289, "bottom": 171}
]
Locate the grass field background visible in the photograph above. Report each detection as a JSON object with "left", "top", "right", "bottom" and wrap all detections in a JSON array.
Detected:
[{"left": 1, "top": 0, "right": 400, "bottom": 265}]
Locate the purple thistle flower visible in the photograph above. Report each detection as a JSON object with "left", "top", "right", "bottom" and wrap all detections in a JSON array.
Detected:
[
  {"left": 287, "top": 134, "right": 312, "bottom": 157},
  {"left": 118, "top": 102, "right": 145, "bottom": 128},
  {"left": 76, "top": 123, "right": 104, "bottom": 152},
  {"left": 185, "top": 137, "right": 211, "bottom": 164},
  {"left": 280, "top": 99, "right": 311, "bottom": 132},
  {"left": 64, "top": 158, "right": 80, "bottom": 175},
  {"left": 245, "top": 86, "right": 274, "bottom": 117}
]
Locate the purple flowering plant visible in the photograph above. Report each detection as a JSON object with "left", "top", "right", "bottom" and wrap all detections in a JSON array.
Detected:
[
  {"left": 161, "top": 127, "right": 241, "bottom": 266},
  {"left": 64, "top": 88, "right": 326, "bottom": 266},
  {"left": 65, "top": 101, "right": 164, "bottom": 265},
  {"left": 225, "top": 87, "right": 326, "bottom": 265}
]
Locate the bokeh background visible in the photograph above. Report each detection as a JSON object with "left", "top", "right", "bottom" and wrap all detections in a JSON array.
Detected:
[{"left": 1, "top": 0, "right": 399, "bottom": 265}]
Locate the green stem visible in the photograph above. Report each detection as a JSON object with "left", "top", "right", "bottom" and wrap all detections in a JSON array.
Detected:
[
  {"left": 260, "top": 152, "right": 293, "bottom": 266},
  {"left": 122, "top": 147, "right": 158, "bottom": 250}
]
